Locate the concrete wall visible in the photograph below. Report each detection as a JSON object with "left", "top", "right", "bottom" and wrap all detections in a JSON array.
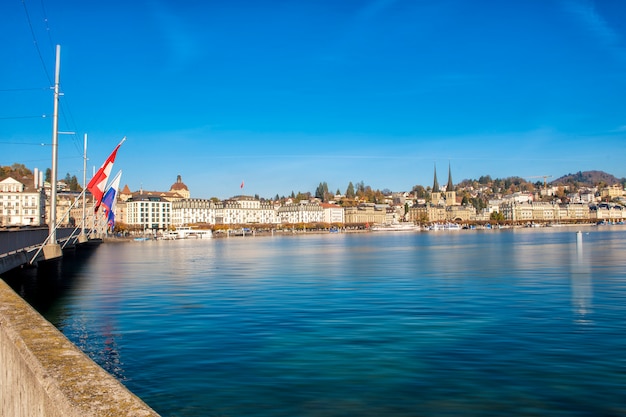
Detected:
[{"left": 0, "top": 279, "right": 161, "bottom": 417}]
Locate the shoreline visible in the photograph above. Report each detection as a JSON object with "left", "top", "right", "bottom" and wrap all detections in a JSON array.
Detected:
[{"left": 104, "top": 222, "right": 607, "bottom": 243}]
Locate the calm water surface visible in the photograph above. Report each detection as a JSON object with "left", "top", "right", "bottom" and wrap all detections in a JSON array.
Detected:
[{"left": 8, "top": 227, "right": 626, "bottom": 416}]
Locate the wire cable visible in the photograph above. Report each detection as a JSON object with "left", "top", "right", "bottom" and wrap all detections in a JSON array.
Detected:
[
  {"left": 0, "top": 87, "right": 48, "bottom": 92},
  {"left": 39, "top": 0, "right": 55, "bottom": 52},
  {"left": 21, "top": 0, "right": 52, "bottom": 85}
]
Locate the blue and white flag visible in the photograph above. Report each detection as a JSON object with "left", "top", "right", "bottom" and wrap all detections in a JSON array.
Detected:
[{"left": 101, "top": 170, "right": 122, "bottom": 228}]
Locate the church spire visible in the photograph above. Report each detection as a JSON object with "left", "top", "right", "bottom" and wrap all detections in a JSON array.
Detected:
[
  {"left": 432, "top": 163, "right": 440, "bottom": 192},
  {"left": 446, "top": 162, "right": 454, "bottom": 191}
]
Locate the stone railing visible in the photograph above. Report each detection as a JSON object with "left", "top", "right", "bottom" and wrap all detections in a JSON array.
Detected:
[{"left": 0, "top": 279, "right": 160, "bottom": 417}]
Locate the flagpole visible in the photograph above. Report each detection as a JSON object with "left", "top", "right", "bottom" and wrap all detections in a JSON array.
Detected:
[
  {"left": 81, "top": 133, "right": 87, "bottom": 237},
  {"left": 49, "top": 44, "right": 61, "bottom": 243}
]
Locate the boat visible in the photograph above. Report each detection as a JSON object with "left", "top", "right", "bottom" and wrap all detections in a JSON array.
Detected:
[
  {"left": 430, "top": 223, "right": 462, "bottom": 231},
  {"left": 175, "top": 227, "right": 212, "bottom": 239},
  {"left": 371, "top": 222, "right": 420, "bottom": 232},
  {"left": 159, "top": 231, "right": 179, "bottom": 240}
]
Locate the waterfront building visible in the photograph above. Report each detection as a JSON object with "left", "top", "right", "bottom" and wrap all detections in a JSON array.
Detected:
[
  {"left": 473, "top": 209, "right": 491, "bottom": 222},
  {"left": 560, "top": 203, "right": 590, "bottom": 222},
  {"left": 277, "top": 201, "right": 324, "bottom": 224},
  {"left": 500, "top": 202, "right": 596, "bottom": 223},
  {"left": 126, "top": 195, "right": 171, "bottom": 232},
  {"left": 344, "top": 203, "right": 387, "bottom": 225},
  {"left": 171, "top": 198, "right": 215, "bottom": 226},
  {"left": 386, "top": 206, "right": 402, "bottom": 223},
  {"left": 500, "top": 202, "right": 533, "bottom": 222},
  {"left": 589, "top": 203, "right": 625, "bottom": 222},
  {"left": 215, "top": 196, "right": 278, "bottom": 225},
  {"left": 532, "top": 202, "right": 559, "bottom": 221},
  {"left": 408, "top": 203, "right": 474, "bottom": 223},
  {"left": 320, "top": 203, "right": 344, "bottom": 224},
  {"left": 407, "top": 204, "right": 428, "bottom": 224},
  {"left": 0, "top": 176, "right": 45, "bottom": 226},
  {"left": 446, "top": 204, "right": 475, "bottom": 222}
]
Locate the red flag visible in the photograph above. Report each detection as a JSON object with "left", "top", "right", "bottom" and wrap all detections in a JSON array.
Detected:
[
  {"left": 240, "top": 180, "right": 244, "bottom": 189},
  {"left": 87, "top": 138, "right": 124, "bottom": 210}
]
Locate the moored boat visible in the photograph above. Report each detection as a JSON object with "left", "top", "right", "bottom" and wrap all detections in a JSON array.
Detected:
[{"left": 371, "top": 222, "right": 420, "bottom": 232}]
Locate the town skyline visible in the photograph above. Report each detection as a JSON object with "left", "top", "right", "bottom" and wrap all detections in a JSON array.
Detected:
[
  {"left": 3, "top": 161, "right": 625, "bottom": 231},
  {"left": 2, "top": 162, "right": 624, "bottom": 204},
  {"left": 2, "top": 1, "right": 626, "bottom": 199}
]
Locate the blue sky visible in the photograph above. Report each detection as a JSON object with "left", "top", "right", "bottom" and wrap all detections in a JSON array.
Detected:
[{"left": 2, "top": 0, "right": 625, "bottom": 199}]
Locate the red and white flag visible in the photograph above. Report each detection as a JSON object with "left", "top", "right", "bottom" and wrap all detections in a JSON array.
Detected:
[
  {"left": 240, "top": 180, "right": 244, "bottom": 189},
  {"left": 87, "top": 137, "right": 125, "bottom": 210}
]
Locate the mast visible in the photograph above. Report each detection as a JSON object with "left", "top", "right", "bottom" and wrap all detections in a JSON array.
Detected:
[
  {"left": 49, "top": 44, "right": 61, "bottom": 243},
  {"left": 82, "top": 133, "right": 87, "bottom": 236}
]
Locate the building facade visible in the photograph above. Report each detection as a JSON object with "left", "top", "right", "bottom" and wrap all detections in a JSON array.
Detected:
[
  {"left": 277, "top": 202, "right": 324, "bottom": 224},
  {"left": 171, "top": 198, "right": 215, "bottom": 226},
  {"left": 344, "top": 203, "right": 387, "bottom": 225},
  {"left": 0, "top": 177, "right": 45, "bottom": 226},
  {"left": 320, "top": 203, "right": 345, "bottom": 224},
  {"left": 126, "top": 195, "right": 171, "bottom": 231},
  {"left": 215, "top": 196, "right": 278, "bottom": 225}
]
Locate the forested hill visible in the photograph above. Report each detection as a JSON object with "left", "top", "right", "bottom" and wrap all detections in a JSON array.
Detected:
[{"left": 552, "top": 171, "right": 623, "bottom": 187}]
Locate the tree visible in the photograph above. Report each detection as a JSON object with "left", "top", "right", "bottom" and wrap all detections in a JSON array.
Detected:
[
  {"left": 315, "top": 182, "right": 329, "bottom": 201},
  {"left": 45, "top": 168, "right": 51, "bottom": 183},
  {"left": 63, "top": 173, "right": 81, "bottom": 191},
  {"left": 471, "top": 196, "right": 487, "bottom": 212},
  {"left": 478, "top": 175, "right": 492, "bottom": 185},
  {"left": 490, "top": 211, "right": 505, "bottom": 222},
  {"left": 412, "top": 185, "right": 427, "bottom": 199},
  {"left": 346, "top": 182, "right": 355, "bottom": 198},
  {"left": 10, "top": 163, "right": 31, "bottom": 177},
  {"left": 295, "top": 191, "right": 310, "bottom": 202}
]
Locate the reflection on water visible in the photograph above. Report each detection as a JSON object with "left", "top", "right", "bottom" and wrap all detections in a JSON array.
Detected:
[
  {"left": 5, "top": 227, "right": 626, "bottom": 417},
  {"left": 571, "top": 231, "right": 593, "bottom": 322}
]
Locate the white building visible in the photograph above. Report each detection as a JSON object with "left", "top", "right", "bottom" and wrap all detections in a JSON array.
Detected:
[
  {"left": 214, "top": 196, "right": 278, "bottom": 225},
  {"left": 0, "top": 177, "right": 45, "bottom": 226},
  {"left": 503, "top": 192, "right": 533, "bottom": 204},
  {"left": 277, "top": 202, "right": 324, "bottom": 224},
  {"left": 320, "top": 203, "right": 344, "bottom": 224},
  {"left": 171, "top": 198, "right": 215, "bottom": 226},
  {"left": 126, "top": 195, "right": 171, "bottom": 231}
]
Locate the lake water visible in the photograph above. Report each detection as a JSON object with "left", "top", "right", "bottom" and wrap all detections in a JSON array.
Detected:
[{"left": 5, "top": 226, "right": 626, "bottom": 417}]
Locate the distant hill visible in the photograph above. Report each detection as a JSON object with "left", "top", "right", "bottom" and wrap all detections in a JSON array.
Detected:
[{"left": 552, "top": 170, "right": 623, "bottom": 187}]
